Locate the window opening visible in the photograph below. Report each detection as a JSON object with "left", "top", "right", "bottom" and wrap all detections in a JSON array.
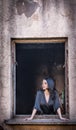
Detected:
[{"left": 15, "top": 42, "right": 65, "bottom": 115}]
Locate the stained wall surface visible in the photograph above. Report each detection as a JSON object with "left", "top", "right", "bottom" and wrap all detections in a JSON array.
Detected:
[{"left": 0, "top": 0, "right": 76, "bottom": 129}]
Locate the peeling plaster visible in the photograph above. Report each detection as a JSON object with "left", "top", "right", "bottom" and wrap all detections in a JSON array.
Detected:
[{"left": 16, "top": 0, "right": 39, "bottom": 17}]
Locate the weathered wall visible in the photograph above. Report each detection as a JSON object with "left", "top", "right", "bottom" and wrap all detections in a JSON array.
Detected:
[{"left": 0, "top": 0, "right": 76, "bottom": 129}]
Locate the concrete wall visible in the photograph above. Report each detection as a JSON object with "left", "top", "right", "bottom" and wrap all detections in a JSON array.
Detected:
[{"left": 0, "top": 0, "right": 76, "bottom": 128}]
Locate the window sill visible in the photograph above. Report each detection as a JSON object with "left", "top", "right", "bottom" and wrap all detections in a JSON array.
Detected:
[{"left": 5, "top": 116, "right": 76, "bottom": 126}]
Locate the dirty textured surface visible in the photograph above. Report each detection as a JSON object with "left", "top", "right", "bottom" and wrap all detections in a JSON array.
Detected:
[
  {"left": 0, "top": 0, "right": 76, "bottom": 129},
  {"left": 16, "top": 0, "right": 39, "bottom": 17}
]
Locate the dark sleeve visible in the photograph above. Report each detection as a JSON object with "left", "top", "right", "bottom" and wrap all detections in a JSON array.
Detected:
[
  {"left": 34, "top": 91, "right": 42, "bottom": 112},
  {"left": 54, "top": 91, "right": 61, "bottom": 112}
]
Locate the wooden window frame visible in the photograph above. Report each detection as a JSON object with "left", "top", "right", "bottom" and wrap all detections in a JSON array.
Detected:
[{"left": 11, "top": 37, "right": 69, "bottom": 119}]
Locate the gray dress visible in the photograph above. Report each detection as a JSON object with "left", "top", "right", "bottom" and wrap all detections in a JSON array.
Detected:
[{"left": 34, "top": 90, "right": 60, "bottom": 114}]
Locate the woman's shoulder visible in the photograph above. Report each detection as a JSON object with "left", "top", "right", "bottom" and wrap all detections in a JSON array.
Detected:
[
  {"left": 54, "top": 90, "right": 59, "bottom": 98},
  {"left": 36, "top": 90, "right": 43, "bottom": 95}
]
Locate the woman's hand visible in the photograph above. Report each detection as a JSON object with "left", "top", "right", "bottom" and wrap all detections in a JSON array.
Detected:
[
  {"left": 25, "top": 117, "right": 33, "bottom": 121},
  {"left": 57, "top": 108, "right": 69, "bottom": 121},
  {"left": 60, "top": 117, "right": 69, "bottom": 121},
  {"left": 25, "top": 108, "right": 37, "bottom": 121}
]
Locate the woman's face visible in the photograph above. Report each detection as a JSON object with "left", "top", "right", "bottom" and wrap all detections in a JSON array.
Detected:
[{"left": 42, "top": 79, "right": 48, "bottom": 90}]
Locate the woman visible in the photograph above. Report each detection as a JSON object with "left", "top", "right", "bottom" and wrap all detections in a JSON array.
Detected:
[{"left": 26, "top": 78, "right": 68, "bottom": 120}]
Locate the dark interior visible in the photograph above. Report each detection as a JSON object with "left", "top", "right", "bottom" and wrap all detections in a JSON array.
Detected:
[{"left": 16, "top": 43, "right": 65, "bottom": 114}]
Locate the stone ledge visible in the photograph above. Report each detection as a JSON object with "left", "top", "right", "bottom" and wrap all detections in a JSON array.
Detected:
[{"left": 5, "top": 118, "right": 76, "bottom": 126}]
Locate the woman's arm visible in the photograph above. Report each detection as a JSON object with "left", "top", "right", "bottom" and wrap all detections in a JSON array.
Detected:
[
  {"left": 25, "top": 108, "right": 37, "bottom": 120},
  {"left": 25, "top": 91, "right": 41, "bottom": 121},
  {"left": 57, "top": 107, "right": 69, "bottom": 120}
]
